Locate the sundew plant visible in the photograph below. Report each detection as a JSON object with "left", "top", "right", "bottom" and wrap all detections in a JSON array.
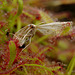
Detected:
[{"left": 0, "top": 0, "right": 75, "bottom": 75}]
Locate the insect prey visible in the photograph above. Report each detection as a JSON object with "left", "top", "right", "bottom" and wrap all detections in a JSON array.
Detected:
[{"left": 13, "top": 21, "right": 73, "bottom": 51}]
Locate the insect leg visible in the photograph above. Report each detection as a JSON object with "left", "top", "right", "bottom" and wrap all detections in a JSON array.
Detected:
[
  {"left": 14, "top": 34, "right": 21, "bottom": 40},
  {"left": 19, "top": 37, "right": 32, "bottom": 54},
  {"left": 18, "top": 27, "right": 31, "bottom": 36},
  {"left": 22, "top": 29, "right": 32, "bottom": 40}
]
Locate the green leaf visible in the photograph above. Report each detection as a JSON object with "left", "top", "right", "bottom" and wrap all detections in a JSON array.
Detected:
[
  {"left": 10, "top": 0, "right": 23, "bottom": 32},
  {"left": 38, "top": 47, "right": 49, "bottom": 56},
  {"left": 58, "top": 40, "right": 68, "bottom": 50},
  {"left": 8, "top": 41, "right": 16, "bottom": 67},
  {"left": 17, "top": 17, "right": 21, "bottom": 31},
  {"left": 16, "top": 69, "right": 25, "bottom": 75},
  {"left": 39, "top": 10, "right": 53, "bottom": 23},
  {"left": 22, "top": 11, "right": 35, "bottom": 19},
  {"left": 24, "top": 64, "right": 54, "bottom": 75},
  {"left": 61, "top": 26, "right": 71, "bottom": 35},
  {"left": 23, "top": 66, "right": 28, "bottom": 75},
  {"left": 13, "top": 0, "right": 17, "bottom": 4},
  {"left": 36, "top": 35, "right": 49, "bottom": 43},
  {"left": 0, "top": 31, "right": 4, "bottom": 35},
  {"left": 66, "top": 56, "right": 75, "bottom": 75},
  {"left": 48, "top": 66, "right": 61, "bottom": 72},
  {"left": 17, "top": 0, "right": 23, "bottom": 16}
]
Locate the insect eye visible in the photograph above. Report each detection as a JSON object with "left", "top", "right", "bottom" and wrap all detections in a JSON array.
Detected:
[
  {"left": 19, "top": 44, "right": 25, "bottom": 48},
  {"left": 29, "top": 24, "right": 35, "bottom": 28}
]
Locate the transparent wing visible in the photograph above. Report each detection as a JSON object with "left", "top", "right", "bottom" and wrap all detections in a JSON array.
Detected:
[
  {"left": 38, "top": 22, "right": 72, "bottom": 27},
  {"left": 37, "top": 22, "right": 72, "bottom": 36},
  {"left": 13, "top": 25, "right": 30, "bottom": 40},
  {"left": 13, "top": 25, "right": 35, "bottom": 46}
]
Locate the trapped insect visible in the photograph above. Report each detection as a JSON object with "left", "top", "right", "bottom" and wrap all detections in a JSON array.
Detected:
[{"left": 13, "top": 21, "right": 72, "bottom": 51}]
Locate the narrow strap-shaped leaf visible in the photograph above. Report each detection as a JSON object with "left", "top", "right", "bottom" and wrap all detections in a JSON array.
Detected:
[
  {"left": 8, "top": 41, "right": 16, "bottom": 67},
  {"left": 10, "top": 0, "right": 23, "bottom": 32},
  {"left": 39, "top": 10, "right": 53, "bottom": 23},
  {"left": 66, "top": 56, "right": 75, "bottom": 75},
  {"left": 24, "top": 64, "right": 54, "bottom": 75}
]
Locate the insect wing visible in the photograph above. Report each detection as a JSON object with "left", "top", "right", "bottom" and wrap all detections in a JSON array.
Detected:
[
  {"left": 13, "top": 26, "right": 29, "bottom": 39},
  {"left": 37, "top": 22, "right": 72, "bottom": 36},
  {"left": 13, "top": 25, "right": 32, "bottom": 46}
]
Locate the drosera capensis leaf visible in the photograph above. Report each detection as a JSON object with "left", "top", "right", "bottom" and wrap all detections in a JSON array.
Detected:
[
  {"left": 8, "top": 41, "right": 16, "bottom": 67},
  {"left": 13, "top": 0, "right": 17, "bottom": 5},
  {"left": 22, "top": 11, "right": 35, "bottom": 19},
  {"left": 36, "top": 35, "right": 49, "bottom": 43},
  {"left": 17, "top": 0, "right": 23, "bottom": 16},
  {"left": 16, "top": 69, "right": 25, "bottom": 75},
  {"left": 49, "top": 66, "right": 61, "bottom": 71},
  {"left": 23, "top": 66, "right": 28, "bottom": 75},
  {"left": 39, "top": 10, "right": 54, "bottom": 23},
  {"left": 20, "top": 56, "right": 44, "bottom": 65},
  {"left": 61, "top": 26, "right": 71, "bottom": 36},
  {"left": 30, "top": 43, "right": 39, "bottom": 53},
  {"left": 0, "top": 31, "right": 4, "bottom": 35},
  {"left": 24, "top": 64, "right": 54, "bottom": 75},
  {"left": 37, "top": 47, "right": 49, "bottom": 57},
  {"left": 66, "top": 56, "right": 75, "bottom": 75},
  {"left": 10, "top": 0, "right": 23, "bottom": 32},
  {"left": 17, "top": 17, "right": 21, "bottom": 31}
]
